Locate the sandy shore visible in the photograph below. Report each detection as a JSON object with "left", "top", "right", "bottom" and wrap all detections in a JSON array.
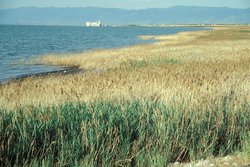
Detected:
[{"left": 0, "top": 26, "right": 250, "bottom": 110}]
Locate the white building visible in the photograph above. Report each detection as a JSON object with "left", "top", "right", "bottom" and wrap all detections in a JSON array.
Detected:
[{"left": 85, "top": 21, "right": 102, "bottom": 27}]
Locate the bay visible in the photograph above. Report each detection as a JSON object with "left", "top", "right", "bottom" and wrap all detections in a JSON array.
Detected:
[{"left": 0, "top": 25, "right": 205, "bottom": 83}]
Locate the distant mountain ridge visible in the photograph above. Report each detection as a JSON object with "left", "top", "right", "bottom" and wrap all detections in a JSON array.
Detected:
[{"left": 0, "top": 6, "right": 249, "bottom": 26}]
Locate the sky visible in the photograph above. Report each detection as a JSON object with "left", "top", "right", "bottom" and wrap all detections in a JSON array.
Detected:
[{"left": 0, "top": 0, "right": 249, "bottom": 9}]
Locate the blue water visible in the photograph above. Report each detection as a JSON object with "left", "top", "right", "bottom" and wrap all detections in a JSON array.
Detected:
[{"left": 0, "top": 25, "right": 205, "bottom": 83}]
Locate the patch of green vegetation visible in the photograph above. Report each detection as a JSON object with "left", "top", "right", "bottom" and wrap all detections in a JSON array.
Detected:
[
  {"left": 151, "top": 58, "right": 180, "bottom": 65},
  {"left": 129, "top": 58, "right": 180, "bottom": 69},
  {"left": 242, "top": 131, "right": 250, "bottom": 157},
  {"left": 130, "top": 59, "right": 148, "bottom": 68},
  {"left": 240, "top": 30, "right": 250, "bottom": 33},
  {"left": 1, "top": 99, "right": 249, "bottom": 166}
]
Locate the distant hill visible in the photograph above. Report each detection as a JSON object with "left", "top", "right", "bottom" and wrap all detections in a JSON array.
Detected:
[{"left": 0, "top": 6, "right": 249, "bottom": 26}]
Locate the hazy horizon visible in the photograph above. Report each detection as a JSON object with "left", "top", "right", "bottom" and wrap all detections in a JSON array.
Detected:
[
  {"left": 0, "top": 5, "right": 250, "bottom": 10},
  {"left": 0, "top": 0, "right": 249, "bottom": 10}
]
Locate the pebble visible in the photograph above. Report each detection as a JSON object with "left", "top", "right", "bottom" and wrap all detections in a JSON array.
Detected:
[
  {"left": 192, "top": 160, "right": 210, "bottom": 167},
  {"left": 169, "top": 155, "right": 243, "bottom": 167},
  {"left": 203, "top": 160, "right": 210, "bottom": 166},
  {"left": 223, "top": 156, "right": 232, "bottom": 162},
  {"left": 232, "top": 162, "right": 238, "bottom": 166},
  {"left": 173, "top": 162, "right": 180, "bottom": 166},
  {"left": 195, "top": 161, "right": 203, "bottom": 167},
  {"left": 184, "top": 164, "right": 193, "bottom": 167}
]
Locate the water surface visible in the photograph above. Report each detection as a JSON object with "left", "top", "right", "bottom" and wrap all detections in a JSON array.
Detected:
[{"left": 0, "top": 25, "right": 206, "bottom": 83}]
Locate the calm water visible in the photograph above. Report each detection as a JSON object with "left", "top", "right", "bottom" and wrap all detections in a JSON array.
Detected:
[{"left": 0, "top": 25, "right": 205, "bottom": 83}]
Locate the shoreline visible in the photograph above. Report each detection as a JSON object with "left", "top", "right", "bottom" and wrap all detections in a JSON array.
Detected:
[
  {"left": 0, "top": 66, "right": 83, "bottom": 85},
  {"left": 0, "top": 26, "right": 209, "bottom": 84},
  {"left": 0, "top": 25, "right": 250, "bottom": 166},
  {"left": 1, "top": 25, "right": 250, "bottom": 109},
  {"left": 37, "top": 27, "right": 213, "bottom": 71}
]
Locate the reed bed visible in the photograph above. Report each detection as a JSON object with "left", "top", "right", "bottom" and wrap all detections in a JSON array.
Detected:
[
  {"left": 0, "top": 27, "right": 250, "bottom": 110},
  {"left": 0, "top": 26, "right": 250, "bottom": 166},
  {"left": 1, "top": 100, "right": 249, "bottom": 166}
]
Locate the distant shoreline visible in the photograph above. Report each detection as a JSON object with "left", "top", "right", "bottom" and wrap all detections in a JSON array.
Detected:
[
  {"left": 1, "top": 23, "right": 249, "bottom": 27},
  {"left": 142, "top": 23, "right": 250, "bottom": 27},
  {"left": 1, "top": 6, "right": 249, "bottom": 26}
]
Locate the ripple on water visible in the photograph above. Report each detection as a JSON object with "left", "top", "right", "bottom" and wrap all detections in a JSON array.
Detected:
[{"left": 0, "top": 25, "right": 207, "bottom": 83}]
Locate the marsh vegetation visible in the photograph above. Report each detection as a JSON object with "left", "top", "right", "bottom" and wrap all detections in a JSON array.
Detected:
[
  {"left": 1, "top": 100, "right": 250, "bottom": 166},
  {"left": 0, "top": 26, "right": 250, "bottom": 166}
]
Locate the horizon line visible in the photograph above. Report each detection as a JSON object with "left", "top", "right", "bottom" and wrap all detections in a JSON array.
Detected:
[{"left": 1, "top": 5, "right": 250, "bottom": 10}]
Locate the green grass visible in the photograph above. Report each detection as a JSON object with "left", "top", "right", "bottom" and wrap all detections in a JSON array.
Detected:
[
  {"left": 129, "top": 58, "right": 180, "bottom": 68},
  {"left": 0, "top": 98, "right": 249, "bottom": 167},
  {"left": 240, "top": 30, "right": 250, "bottom": 33}
]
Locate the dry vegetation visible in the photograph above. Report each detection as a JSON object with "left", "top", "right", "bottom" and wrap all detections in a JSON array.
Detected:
[
  {"left": 0, "top": 26, "right": 250, "bottom": 110},
  {"left": 1, "top": 26, "right": 250, "bottom": 166}
]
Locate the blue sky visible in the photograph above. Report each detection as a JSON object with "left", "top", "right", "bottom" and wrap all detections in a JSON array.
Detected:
[{"left": 0, "top": 0, "right": 249, "bottom": 9}]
